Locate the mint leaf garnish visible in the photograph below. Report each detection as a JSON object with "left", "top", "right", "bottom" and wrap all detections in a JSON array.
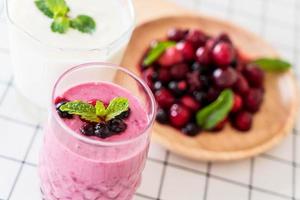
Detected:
[
  {"left": 59, "top": 100, "right": 99, "bottom": 123},
  {"left": 71, "top": 15, "right": 96, "bottom": 34},
  {"left": 35, "top": 0, "right": 54, "bottom": 18},
  {"left": 58, "top": 97, "right": 129, "bottom": 123},
  {"left": 95, "top": 101, "right": 106, "bottom": 117},
  {"left": 253, "top": 58, "right": 291, "bottom": 72},
  {"left": 51, "top": 16, "right": 70, "bottom": 33},
  {"left": 196, "top": 89, "right": 233, "bottom": 130},
  {"left": 34, "top": 0, "right": 96, "bottom": 34},
  {"left": 143, "top": 41, "right": 176, "bottom": 66},
  {"left": 45, "top": 0, "right": 69, "bottom": 17},
  {"left": 105, "top": 97, "right": 129, "bottom": 121}
]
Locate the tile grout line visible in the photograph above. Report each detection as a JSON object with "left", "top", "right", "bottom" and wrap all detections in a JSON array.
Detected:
[
  {"left": 248, "top": 158, "right": 255, "bottom": 200},
  {"left": 6, "top": 125, "right": 40, "bottom": 200},
  {"left": 156, "top": 151, "right": 169, "bottom": 200},
  {"left": 202, "top": 162, "right": 211, "bottom": 200},
  {"left": 135, "top": 192, "right": 156, "bottom": 200},
  {"left": 0, "top": 113, "right": 38, "bottom": 128},
  {"left": 151, "top": 156, "right": 298, "bottom": 200},
  {"left": 0, "top": 154, "right": 37, "bottom": 167}
]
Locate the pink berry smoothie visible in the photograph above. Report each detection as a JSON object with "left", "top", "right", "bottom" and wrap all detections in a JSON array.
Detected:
[{"left": 39, "top": 82, "right": 150, "bottom": 200}]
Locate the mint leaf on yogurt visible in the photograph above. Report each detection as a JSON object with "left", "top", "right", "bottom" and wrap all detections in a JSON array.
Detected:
[
  {"left": 95, "top": 101, "right": 107, "bottom": 117},
  {"left": 35, "top": 0, "right": 96, "bottom": 34},
  {"left": 59, "top": 100, "right": 99, "bottom": 123},
  {"left": 105, "top": 97, "right": 129, "bottom": 121},
  {"left": 35, "top": 0, "right": 54, "bottom": 18},
  {"left": 51, "top": 16, "right": 70, "bottom": 33},
  {"left": 71, "top": 15, "right": 96, "bottom": 34},
  {"left": 45, "top": 0, "right": 69, "bottom": 17}
]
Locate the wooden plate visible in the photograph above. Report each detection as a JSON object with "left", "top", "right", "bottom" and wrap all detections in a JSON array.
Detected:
[{"left": 121, "top": 15, "right": 299, "bottom": 161}]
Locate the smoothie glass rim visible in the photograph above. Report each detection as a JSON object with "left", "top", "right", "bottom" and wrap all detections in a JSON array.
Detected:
[
  {"left": 5, "top": 0, "right": 135, "bottom": 52},
  {"left": 52, "top": 62, "right": 157, "bottom": 147}
]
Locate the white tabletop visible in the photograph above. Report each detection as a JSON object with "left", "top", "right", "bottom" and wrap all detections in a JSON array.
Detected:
[{"left": 0, "top": 0, "right": 299, "bottom": 200}]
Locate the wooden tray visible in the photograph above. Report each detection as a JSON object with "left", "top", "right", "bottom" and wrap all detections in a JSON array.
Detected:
[{"left": 123, "top": 1, "right": 299, "bottom": 161}]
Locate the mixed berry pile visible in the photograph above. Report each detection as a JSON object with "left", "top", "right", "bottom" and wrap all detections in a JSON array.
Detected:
[
  {"left": 55, "top": 98, "right": 130, "bottom": 139},
  {"left": 140, "top": 28, "right": 265, "bottom": 136}
]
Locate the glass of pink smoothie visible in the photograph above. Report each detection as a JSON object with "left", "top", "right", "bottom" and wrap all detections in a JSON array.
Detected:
[{"left": 39, "top": 62, "right": 156, "bottom": 200}]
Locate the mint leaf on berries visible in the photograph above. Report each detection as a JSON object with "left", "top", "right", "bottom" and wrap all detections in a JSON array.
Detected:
[
  {"left": 196, "top": 89, "right": 234, "bottom": 130},
  {"left": 59, "top": 100, "right": 99, "bottom": 123},
  {"left": 71, "top": 15, "right": 96, "bottom": 34}
]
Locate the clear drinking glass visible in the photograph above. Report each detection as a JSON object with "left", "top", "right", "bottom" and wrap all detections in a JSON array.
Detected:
[
  {"left": 5, "top": 0, "right": 135, "bottom": 114},
  {"left": 39, "top": 62, "right": 156, "bottom": 200}
]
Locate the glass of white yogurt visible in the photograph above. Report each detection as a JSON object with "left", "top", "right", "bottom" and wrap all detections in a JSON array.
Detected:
[{"left": 6, "top": 0, "right": 135, "bottom": 115}]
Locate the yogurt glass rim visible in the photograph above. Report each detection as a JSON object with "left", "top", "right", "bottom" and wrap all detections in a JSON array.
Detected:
[
  {"left": 51, "top": 62, "right": 157, "bottom": 147},
  {"left": 5, "top": 0, "right": 135, "bottom": 52}
]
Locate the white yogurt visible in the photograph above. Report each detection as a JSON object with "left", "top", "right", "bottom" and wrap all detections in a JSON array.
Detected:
[{"left": 6, "top": 0, "right": 134, "bottom": 110}]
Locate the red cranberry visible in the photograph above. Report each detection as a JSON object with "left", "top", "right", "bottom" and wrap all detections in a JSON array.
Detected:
[
  {"left": 205, "top": 38, "right": 216, "bottom": 53},
  {"left": 231, "top": 94, "right": 243, "bottom": 112},
  {"left": 185, "top": 29, "right": 207, "bottom": 48},
  {"left": 154, "top": 88, "right": 175, "bottom": 109},
  {"left": 180, "top": 95, "right": 201, "bottom": 111},
  {"left": 168, "top": 80, "right": 188, "bottom": 96},
  {"left": 213, "top": 118, "right": 228, "bottom": 131},
  {"left": 233, "top": 73, "right": 250, "bottom": 95},
  {"left": 142, "top": 68, "right": 155, "bottom": 89},
  {"left": 243, "top": 64, "right": 264, "bottom": 88},
  {"left": 187, "top": 71, "right": 202, "bottom": 91},
  {"left": 215, "top": 33, "right": 232, "bottom": 44},
  {"left": 213, "top": 68, "right": 238, "bottom": 89},
  {"left": 196, "top": 47, "right": 210, "bottom": 65},
  {"left": 158, "top": 69, "right": 171, "bottom": 83},
  {"left": 212, "top": 41, "right": 235, "bottom": 67},
  {"left": 176, "top": 41, "right": 195, "bottom": 61},
  {"left": 232, "top": 111, "right": 253, "bottom": 131},
  {"left": 167, "top": 28, "right": 187, "bottom": 42},
  {"left": 54, "top": 96, "right": 69, "bottom": 104},
  {"left": 169, "top": 104, "right": 191, "bottom": 128},
  {"left": 158, "top": 47, "right": 184, "bottom": 67},
  {"left": 87, "top": 99, "right": 98, "bottom": 106},
  {"left": 170, "top": 63, "right": 189, "bottom": 80},
  {"left": 244, "top": 89, "right": 263, "bottom": 113}
]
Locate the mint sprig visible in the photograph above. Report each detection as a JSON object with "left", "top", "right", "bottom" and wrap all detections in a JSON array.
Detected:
[
  {"left": 35, "top": 0, "right": 54, "bottom": 18},
  {"left": 196, "top": 89, "right": 234, "bottom": 130},
  {"left": 143, "top": 41, "right": 176, "bottom": 66},
  {"left": 106, "top": 97, "right": 129, "bottom": 121},
  {"left": 35, "top": 0, "right": 96, "bottom": 34},
  {"left": 71, "top": 15, "right": 96, "bottom": 34},
  {"left": 253, "top": 58, "right": 291, "bottom": 72},
  {"left": 59, "top": 100, "right": 99, "bottom": 123},
  {"left": 59, "top": 97, "right": 129, "bottom": 123}
]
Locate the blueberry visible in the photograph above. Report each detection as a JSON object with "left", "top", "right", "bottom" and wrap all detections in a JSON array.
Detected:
[
  {"left": 153, "top": 81, "right": 163, "bottom": 91},
  {"left": 182, "top": 123, "right": 200, "bottom": 136},
  {"left": 56, "top": 101, "right": 73, "bottom": 119},
  {"left": 95, "top": 123, "right": 112, "bottom": 139},
  {"left": 116, "top": 108, "right": 131, "bottom": 119},
  {"left": 156, "top": 108, "right": 168, "bottom": 124},
  {"left": 108, "top": 119, "right": 127, "bottom": 133},
  {"left": 193, "top": 91, "right": 206, "bottom": 103},
  {"left": 80, "top": 124, "right": 95, "bottom": 136}
]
